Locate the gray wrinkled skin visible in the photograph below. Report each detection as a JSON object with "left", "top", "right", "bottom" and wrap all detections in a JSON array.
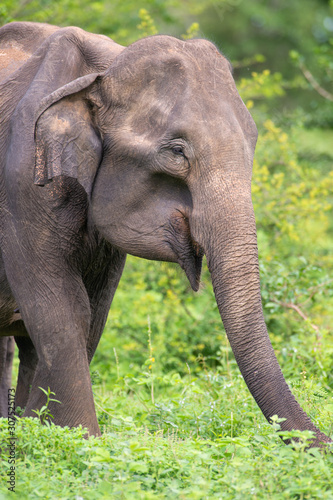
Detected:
[{"left": 0, "top": 22, "right": 330, "bottom": 445}]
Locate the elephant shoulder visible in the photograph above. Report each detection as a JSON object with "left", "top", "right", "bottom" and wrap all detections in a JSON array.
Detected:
[
  {"left": 55, "top": 25, "right": 125, "bottom": 71},
  {"left": 0, "top": 22, "right": 124, "bottom": 81},
  {"left": 0, "top": 22, "right": 59, "bottom": 83}
]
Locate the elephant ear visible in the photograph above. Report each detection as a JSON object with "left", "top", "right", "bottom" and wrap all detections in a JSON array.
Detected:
[{"left": 34, "top": 73, "right": 103, "bottom": 196}]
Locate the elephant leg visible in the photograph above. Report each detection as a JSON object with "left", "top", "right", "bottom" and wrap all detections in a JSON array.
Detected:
[
  {"left": 24, "top": 289, "right": 97, "bottom": 434},
  {"left": 1, "top": 178, "right": 106, "bottom": 435},
  {"left": 20, "top": 290, "right": 97, "bottom": 435},
  {"left": 0, "top": 336, "right": 15, "bottom": 417},
  {"left": 14, "top": 336, "right": 38, "bottom": 411},
  {"left": 2, "top": 250, "right": 100, "bottom": 435}
]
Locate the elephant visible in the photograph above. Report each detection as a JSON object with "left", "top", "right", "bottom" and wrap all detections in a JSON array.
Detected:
[{"left": 0, "top": 22, "right": 330, "bottom": 446}]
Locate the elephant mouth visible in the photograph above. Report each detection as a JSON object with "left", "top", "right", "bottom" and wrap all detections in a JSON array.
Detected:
[
  {"left": 183, "top": 239, "right": 204, "bottom": 292},
  {"left": 167, "top": 212, "right": 204, "bottom": 291}
]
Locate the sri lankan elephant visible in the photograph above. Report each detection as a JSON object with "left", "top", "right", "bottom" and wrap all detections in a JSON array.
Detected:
[{"left": 0, "top": 22, "right": 330, "bottom": 445}]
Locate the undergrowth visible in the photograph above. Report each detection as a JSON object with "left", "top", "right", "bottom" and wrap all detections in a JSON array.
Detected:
[{"left": 1, "top": 323, "right": 333, "bottom": 499}]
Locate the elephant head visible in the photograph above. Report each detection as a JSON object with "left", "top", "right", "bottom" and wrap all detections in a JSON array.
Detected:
[{"left": 1, "top": 23, "right": 330, "bottom": 444}]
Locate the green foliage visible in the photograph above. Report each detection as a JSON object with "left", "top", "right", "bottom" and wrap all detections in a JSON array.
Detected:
[
  {"left": 0, "top": 0, "right": 194, "bottom": 45},
  {"left": 137, "top": 8, "right": 158, "bottom": 38},
  {"left": 31, "top": 387, "right": 61, "bottom": 424},
  {"left": 181, "top": 22, "right": 200, "bottom": 40},
  {"left": 1, "top": 367, "right": 332, "bottom": 498},
  {"left": 238, "top": 70, "right": 286, "bottom": 104},
  {"left": 289, "top": 0, "right": 333, "bottom": 114},
  {"left": 91, "top": 258, "right": 223, "bottom": 378},
  {"left": 251, "top": 120, "right": 333, "bottom": 252}
]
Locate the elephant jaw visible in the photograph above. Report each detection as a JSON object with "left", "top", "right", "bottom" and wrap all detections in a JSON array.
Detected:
[{"left": 168, "top": 213, "right": 204, "bottom": 291}]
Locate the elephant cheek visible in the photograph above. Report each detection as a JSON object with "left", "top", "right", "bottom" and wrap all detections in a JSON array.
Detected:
[{"left": 90, "top": 210, "right": 176, "bottom": 264}]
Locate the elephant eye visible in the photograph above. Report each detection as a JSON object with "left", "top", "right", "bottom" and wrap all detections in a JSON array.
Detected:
[{"left": 171, "top": 146, "right": 185, "bottom": 157}]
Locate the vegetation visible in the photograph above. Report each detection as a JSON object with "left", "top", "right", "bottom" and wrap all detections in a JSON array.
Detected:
[{"left": 1, "top": 0, "right": 333, "bottom": 498}]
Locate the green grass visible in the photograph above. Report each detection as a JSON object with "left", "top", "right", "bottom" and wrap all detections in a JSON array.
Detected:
[
  {"left": 1, "top": 301, "right": 333, "bottom": 499},
  {"left": 0, "top": 414, "right": 332, "bottom": 499}
]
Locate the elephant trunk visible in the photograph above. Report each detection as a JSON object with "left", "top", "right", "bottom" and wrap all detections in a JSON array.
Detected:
[{"left": 190, "top": 173, "right": 330, "bottom": 446}]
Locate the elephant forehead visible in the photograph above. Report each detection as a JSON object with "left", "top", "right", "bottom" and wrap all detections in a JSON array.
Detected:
[
  {"left": 105, "top": 36, "right": 257, "bottom": 147},
  {"left": 125, "top": 35, "right": 231, "bottom": 72},
  {"left": 121, "top": 86, "right": 247, "bottom": 146},
  {"left": 107, "top": 36, "right": 234, "bottom": 100},
  {"left": 123, "top": 90, "right": 187, "bottom": 138},
  {"left": 112, "top": 69, "right": 237, "bottom": 135}
]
